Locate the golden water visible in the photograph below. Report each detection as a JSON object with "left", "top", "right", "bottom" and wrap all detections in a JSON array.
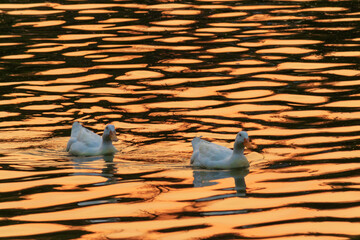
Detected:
[{"left": 0, "top": 0, "right": 359, "bottom": 239}]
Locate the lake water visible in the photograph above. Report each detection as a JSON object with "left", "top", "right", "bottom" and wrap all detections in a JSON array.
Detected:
[{"left": 0, "top": 0, "right": 359, "bottom": 239}]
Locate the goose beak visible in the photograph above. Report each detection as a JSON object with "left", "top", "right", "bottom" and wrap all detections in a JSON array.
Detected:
[
  {"left": 110, "top": 130, "right": 118, "bottom": 142},
  {"left": 244, "top": 138, "right": 252, "bottom": 149}
]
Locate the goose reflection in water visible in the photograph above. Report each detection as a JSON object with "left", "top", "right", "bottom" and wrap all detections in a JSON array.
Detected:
[
  {"left": 71, "top": 155, "right": 117, "bottom": 184},
  {"left": 193, "top": 168, "right": 249, "bottom": 198}
]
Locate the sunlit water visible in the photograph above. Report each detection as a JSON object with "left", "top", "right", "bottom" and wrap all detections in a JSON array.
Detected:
[{"left": 0, "top": 0, "right": 359, "bottom": 239}]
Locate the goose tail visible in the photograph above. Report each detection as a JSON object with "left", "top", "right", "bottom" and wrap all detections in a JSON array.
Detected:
[{"left": 191, "top": 136, "right": 202, "bottom": 150}]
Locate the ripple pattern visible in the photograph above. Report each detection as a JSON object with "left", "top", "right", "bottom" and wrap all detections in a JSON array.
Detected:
[{"left": 0, "top": 0, "right": 359, "bottom": 239}]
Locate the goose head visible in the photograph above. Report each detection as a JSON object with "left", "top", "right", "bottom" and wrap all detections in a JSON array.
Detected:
[
  {"left": 102, "top": 124, "right": 118, "bottom": 142},
  {"left": 234, "top": 131, "right": 252, "bottom": 152}
]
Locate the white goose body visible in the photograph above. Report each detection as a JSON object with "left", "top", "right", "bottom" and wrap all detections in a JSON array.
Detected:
[
  {"left": 66, "top": 122, "right": 118, "bottom": 156},
  {"left": 191, "top": 131, "right": 251, "bottom": 169}
]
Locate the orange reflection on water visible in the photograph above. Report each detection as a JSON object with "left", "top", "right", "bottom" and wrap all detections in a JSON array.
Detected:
[
  {"left": 0, "top": 223, "right": 69, "bottom": 239},
  {"left": 207, "top": 46, "right": 248, "bottom": 53},
  {"left": 257, "top": 47, "right": 316, "bottom": 54},
  {"left": 103, "top": 35, "right": 161, "bottom": 42},
  {"left": 116, "top": 70, "right": 164, "bottom": 80},
  {"left": 253, "top": 73, "right": 325, "bottom": 81},
  {"left": 160, "top": 58, "right": 203, "bottom": 64},
  {"left": 155, "top": 36, "right": 199, "bottom": 43},
  {"left": 208, "top": 11, "right": 247, "bottom": 18},
  {"left": 1, "top": 54, "right": 33, "bottom": 59},
  {"left": 239, "top": 39, "right": 322, "bottom": 47},
  {"left": 278, "top": 62, "right": 353, "bottom": 70},
  {"left": 151, "top": 19, "right": 196, "bottom": 26},
  {"left": 163, "top": 9, "right": 201, "bottom": 15},
  {"left": 7, "top": 9, "right": 64, "bottom": 15},
  {"left": 13, "top": 20, "right": 65, "bottom": 28},
  {"left": 20, "top": 105, "right": 63, "bottom": 111}
]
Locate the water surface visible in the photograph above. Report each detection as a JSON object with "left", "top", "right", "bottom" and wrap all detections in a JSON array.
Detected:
[{"left": 0, "top": 0, "right": 359, "bottom": 239}]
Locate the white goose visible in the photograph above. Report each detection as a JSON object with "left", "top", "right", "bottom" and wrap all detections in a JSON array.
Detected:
[
  {"left": 191, "top": 131, "right": 252, "bottom": 169},
  {"left": 66, "top": 122, "right": 118, "bottom": 156}
]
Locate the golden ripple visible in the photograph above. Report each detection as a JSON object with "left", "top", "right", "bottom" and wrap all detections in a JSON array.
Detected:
[
  {"left": 160, "top": 58, "right": 203, "bottom": 64},
  {"left": 239, "top": 39, "right": 322, "bottom": 47},
  {"left": 151, "top": 20, "right": 196, "bottom": 26},
  {"left": 155, "top": 36, "right": 199, "bottom": 43},
  {"left": 273, "top": 7, "right": 347, "bottom": 13},
  {"left": 85, "top": 54, "right": 108, "bottom": 59},
  {"left": 285, "top": 136, "right": 360, "bottom": 147},
  {"left": 319, "top": 69, "right": 360, "bottom": 76},
  {"left": 302, "top": 150, "right": 360, "bottom": 161},
  {"left": 331, "top": 79, "right": 360, "bottom": 87},
  {"left": 0, "top": 116, "right": 72, "bottom": 127},
  {"left": 13, "top": 20, "right": 65, "bottom": 28},
  {"left": 207, "top": 46, "right": 248, "bottom": 53},
  {"left": 0, "top": 223, "right": 68, "bottom": 238},
  {"left": 0, "top": 95, "right": 60, "bottom": 106},
  {"left": 202, "top": 38, "right": 239, "bottom": 43},
  {"left": 16, "top": 85, "right": 85, "bottom": 93},
  {"left": 257, "top": 47, "right": 316, "bottom": 54},
  {"left": 231, "top": 66, "right": 278, "bottom": 75},
  {"left": 76, "top": 96, "right": 134, "bottom": 104},
  {"left": 36, "top": 67, "right": 89, "bottom": 75},
  {"left": 75, "top": 16, "right": 94, "bottom": 20},
  {"left": 115, "top": 70, "right": 164, "bottom": 80},
  {"left": 261, "top": 56, "right": 287, "bottom": 60},
  {"left": 103, "top": 35, "right": 161, "bottom": 41},
  {"left": 0, "top": 35, "right": 20, "bottom": 38},
  {"left": 163, "top": 10, "right": 202, "bottom": 15},
  {"left": 195, "top": 5, "right": 230, "bottom": 9},
  {"left": 99, "top": 18, "right": 138, "bottom": 23},
  {"left": 146, "top": 3, "right": 192, "bottom": 9},
  {"left": 252, "top": 125, "right": 360, "bottom": 137},
  {"left": 150, "top": 66, "right": 189, "bottom": 73},
  {"left": 249, "top": 93, "right": 327, "bottom": 104},
  {"left": 20, "top": 105, "right": 63, "bottom": 111},
  {"left": 63, "top": 24, "right": 116, "bottom": 31},
  {"left": 94, "top": 63, "right": 148, "bottom": 69},
  {"left": 79, "top": 9, "right": 117, "bottom": 14},
  {"left": 2, "top": 54, "right": 34, "bottom": 59},
  {"left": 183, "top": 103, "right": 291, "bottom": 116},
  {"left": 208, "top": 12, "right": 247, "bottom": 18},
  {"left": 144, "top": 76, "right": 233, "bottom": 86},
  {"left": 55, "top": 33, "right": 115, "bottom": 41},
  {"left": 321, "top": 100, "right": 360, "bottom": 108},
  {"left": 0, "top": 112, "right": 20, "bottom": 118},
  {"left": 232, "top": 5, "right": 300, "bottom": 10},
  {"left": 174, "top": 82, "right": 275, "bottom": 98},
  {"left": 27, "top": 45, "right": 68, "bottom": 53},
  {"left": 225, "top": 90, "right": 274, "bottom": 99},
  {"left": 210, "top": 23, "right": 261, "bottom": 27},
  {"left": 76, "top": 87, "right": 129, "bottom": 95},
  {"left": 196, "top": 27, "right": 239, "bottom": 33},
  {"left": 243, "top": 14, "right": 314, "bottom": 21},
  {"left": 7, "top": 10, "right": 64, "bottom": 15},
  {"left": 303, "top": 54, "right": 325, "bottom": 60},
  {"left": 316, "top": 17, "right": 360, "bottom": 23},
  {"left": 3, "top": 182, "right": 145, "bottom": 211},
  {"left": 53, "top": 3, "right": 122, "bottom": 10},
  {"left": 326, "top": 51, "right": 360, "bottom": 57},
  {"left": 220, "top": 60, "right": 268, "bottom": 65},
  {"left": 0, "top": 3, "right": 47, "bottom": 9},
  {"left": 0, "top": 43, "right": 22, "bottom": 46},
  {"left": 278, "top": 62, "right": 354, "bottom": 70},
  {"left": 146, "top": 100, "right": 222, "bottom": 109},
  {"left": 92, "top": 55, "right": 142, "bottom": 62},
  {"left": 117, "top": 25, "right": 189, "bottom": 32},
  {"left": 0, "top": 175, "right": 106, "bottom": 192}
]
